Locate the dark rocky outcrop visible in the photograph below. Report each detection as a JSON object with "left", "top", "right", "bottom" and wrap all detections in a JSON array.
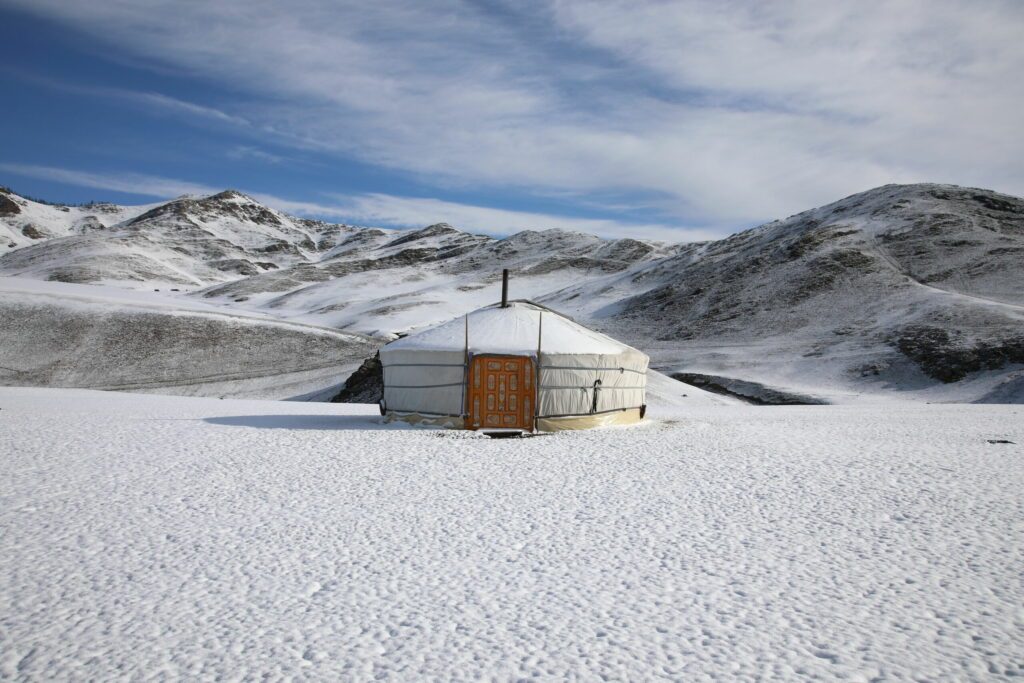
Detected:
[
  {"left": 0, "top": 191, "right": 21, "bottom": 217},
  {"left": 21, "top": 224, "right": 45, "bottom": 239},
  {"left": 331, "top": 352, "right": 384, "bottom": 403},
  {"left": 385, "top": 223, "right": 459, "bottom": 248},
  {"left": 208, "top": 258, "right": 263, "bottom": 276},
  {"left": 671, "top": 373, "right": 828, "bottom": 405},
  {"left": 892, "top": 326, "right": 1024, "bottom": 383}
]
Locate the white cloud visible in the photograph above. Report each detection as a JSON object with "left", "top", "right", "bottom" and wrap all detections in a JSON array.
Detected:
[
  {"left": 0, "top": 163, "right": 219, "bottom": 199},
  {"left": 127, "top": 92, "right": 251, "bottom": 127},
  {"left": 7, "top": 0, "right": 1024, "bottom": 226}
]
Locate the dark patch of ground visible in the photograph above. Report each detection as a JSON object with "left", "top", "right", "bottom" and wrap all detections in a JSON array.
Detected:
[
  {"left": 20, "top": 224, "right": 45, "bottom": 239},
  {"left": 331, "top": 352, "right": 383, "bottom": 404},
  {"left": 670, "top": 372, "right": 828, "bottom": 405},
  {"left": 892, "top": 326, "right": 1024, "bottom": 383},
  {"left": 0, "top": 192, "right": 21, "bottom": 217}
]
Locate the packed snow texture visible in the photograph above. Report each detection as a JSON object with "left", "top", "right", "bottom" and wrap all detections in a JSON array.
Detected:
[{"left": 1, "top": 386, "right": 1021, "bottom": 680}]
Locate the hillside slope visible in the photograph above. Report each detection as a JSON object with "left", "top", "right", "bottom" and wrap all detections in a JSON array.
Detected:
[
  {"left": 0, "top": 189, "right": 357, "bottom": 287},
  {"left": 536, "top": 184, "right": 1024, "bottom": 402},
  {"left": 0, "top": 277, "right": 375, "bottom": 399},
  {"left": 197, "top": 224, "right": 676, "bottom": 336},
  {"left": 0, "top": 186, "right": 155, "bottom": 253}
]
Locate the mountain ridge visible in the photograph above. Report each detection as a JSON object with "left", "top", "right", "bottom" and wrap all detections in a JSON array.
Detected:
[{"left": 2, "top": 182, "right": 1022, "bottom": 402}]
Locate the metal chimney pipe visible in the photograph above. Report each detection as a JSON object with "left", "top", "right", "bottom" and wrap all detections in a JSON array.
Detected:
[{"left": 501, "top": 269, "right": 509, "bottom": 307}]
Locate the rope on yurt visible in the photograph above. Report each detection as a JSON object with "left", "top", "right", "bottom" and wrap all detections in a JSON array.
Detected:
[
  {"left": 534, "top": 310, "right": 543, "bottom": 432},
  {"left": 461, "top": 313, "right": 469, "bottom": 419}
]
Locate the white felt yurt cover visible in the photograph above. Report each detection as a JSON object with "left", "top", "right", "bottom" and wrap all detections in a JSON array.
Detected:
[{"left": 379, "top": 301, "right": 648, "bottom": 429}]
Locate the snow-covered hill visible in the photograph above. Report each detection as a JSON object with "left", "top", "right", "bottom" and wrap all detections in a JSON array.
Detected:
[
  {"left": 0, "top": 277, "right": 375, "bottom": 399},
  {"left": 0, "top": 187, "right": 156, "bottom": 253},
  {"left": 591, "top": 184, "right": 1024, "bottom": 401},
  {"left": 0, "top": 189, "right": 357, "bottom": 287},
  {"left": 2, "top": 182, "right": 1022, "bottom": 401},
  {"left": 195, "top": 224, "right": 678, "bottom": 337}
]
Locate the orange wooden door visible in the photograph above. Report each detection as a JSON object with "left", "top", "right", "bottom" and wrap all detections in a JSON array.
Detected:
[{"left": 467, "top": 355, "right": 535, "bottom": 430}]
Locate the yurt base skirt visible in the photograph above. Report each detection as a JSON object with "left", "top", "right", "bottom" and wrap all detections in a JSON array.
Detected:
[
  {"left": 383, "top": 412, "right": 466, "bottom": 429},
  {"left": 382, "top": 408, "right": 643, "bottom": 432},
  {"left": 536, "top": 408, "right": 642, "bottom": 431}
]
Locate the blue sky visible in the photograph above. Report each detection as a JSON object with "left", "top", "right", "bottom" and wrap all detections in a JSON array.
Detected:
[{"left": 1, "top": 0, "right": 1022, "bottom": 241}]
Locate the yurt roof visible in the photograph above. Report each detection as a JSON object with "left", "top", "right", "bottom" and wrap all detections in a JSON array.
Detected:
[{"left": 382, "top": 301, "right": 643, "bottom": 356}]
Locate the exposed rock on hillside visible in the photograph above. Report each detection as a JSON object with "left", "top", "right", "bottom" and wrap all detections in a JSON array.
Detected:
[
  {"left": 330, "top": 353, "right": 383, "bottom": 404},
  {"left": 0, "top": 190, "right": 21, "bottom": 217},
  {"left": 892, "top": 326, "right": 1024, "bottom": 383}
]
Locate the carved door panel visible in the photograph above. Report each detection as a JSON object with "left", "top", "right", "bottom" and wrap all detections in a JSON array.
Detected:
[{"left": 467, "top": 355, "right": 534, "bottom": 430}]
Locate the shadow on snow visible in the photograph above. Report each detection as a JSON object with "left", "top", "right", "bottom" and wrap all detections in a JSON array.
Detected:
[{"left": 204, "top": 414, "right": 389, "bottom": 431}]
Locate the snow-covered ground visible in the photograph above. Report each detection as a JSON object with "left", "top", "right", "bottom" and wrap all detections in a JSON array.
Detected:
[{"left": 2, "top": 387, "right": 1021, "bottom": 680}]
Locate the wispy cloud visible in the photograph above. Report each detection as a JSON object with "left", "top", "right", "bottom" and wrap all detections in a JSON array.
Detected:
[
  {"left": 5, "top": 70, "right": 252, "bottom": 128},
  {"left": 227, "top": 146, "right": 287, "bottom": 164},
  {"left": 126, "top": 91, "right": 251, "bottom": 127},
  {"left": 0, "top": 163, "right": 218, "bottom": 199},
  {"left": 320, "top": 193, "right": 711, "bottom": 242},
  {"left": 6, "top": 0, "right": 1024, "bottom": 226}
]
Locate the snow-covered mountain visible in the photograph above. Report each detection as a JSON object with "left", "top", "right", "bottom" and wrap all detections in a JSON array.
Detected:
[
  {"left": 1, "top": 188, "right": 156, "bottom": 251},
  {"left": 591, "top": 184, "right": 1024, "bottom": 402},
  {"left": 0, "top": 189, "right": 353, "bottom": 286},
  {"left": 1, "top": 182, "right": 1022, "bottom": 401},
  {"left": 198, "top": 223, "right": 678, "bottom": 337},
  {"left": 0, "top": 186, "right": 679, "bottom": 335}
]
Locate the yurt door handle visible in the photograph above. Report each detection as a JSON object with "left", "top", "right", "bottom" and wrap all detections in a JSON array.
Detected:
[{"left": 590, "top": 379, "right": 602, "bottom": 414}]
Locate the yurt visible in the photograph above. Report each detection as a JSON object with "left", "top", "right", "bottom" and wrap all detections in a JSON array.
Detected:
[{"left": 379, "top": 276, "right": 649, "bottom": 433}]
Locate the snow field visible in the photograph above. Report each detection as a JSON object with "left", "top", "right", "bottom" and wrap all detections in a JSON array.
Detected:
[{"left": 1, "top": 388, "right": 1022, "bottom": 680}]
